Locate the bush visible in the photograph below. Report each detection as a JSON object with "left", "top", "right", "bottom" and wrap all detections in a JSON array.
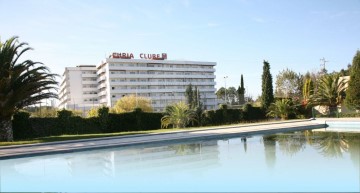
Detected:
[
  {"left": 108, "top": 110, "right": 163, "bottom": 132},
  {"left": 12, "top": 111, "right": 32, "bottom": 140},
  {"left": 98, "top": 106, "right": 109, "bottom": 132},
  {"left": 243, "top": 104, "right": 266, "bottom": 121},
  {"left": 202, "top": 108, "right": 243, "bottom": 126}
]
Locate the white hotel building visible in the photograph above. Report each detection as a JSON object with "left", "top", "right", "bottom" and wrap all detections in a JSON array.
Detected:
[{"left": 59, "top": 53, "right": 217, "bottom": 112}]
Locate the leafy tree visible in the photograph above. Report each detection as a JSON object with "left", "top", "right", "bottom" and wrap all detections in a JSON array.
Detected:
[
  {"left": 308, "top": 74, "right": 347, "bottom": 115},
  {"left": 261, "top": 60, "right": 274, "bottom": 110},
  {"left": 28, "top": 106, "right": 58, "bottom": 117},
  {"left": 339, "top": 63, "right": 352, "bottom": 76},
  {"left": 275, "top": 68, "right": 303, "bottom": 100},
  {"left": 266, "top": 99, "right": 295, "bottom": 120},
  {"left": 87, "top": 107, "right": 99, "bottom": 117},
  {"left": 161, "top": 101, "right": 196, "bottom": 128},
  {"left": 112, "top": 95, "right": 153, "bottom": 113},
  {"left": 345, "top": 50, "right": 360, "bottom": 110},
  {"left": 0, "top": 37, "right": 58, "bottom": 141},
  {"left": 227, "top": 87, "right": 237, "bottom": 105},
  {"left": 237, "top": 74, "right": 245, "bottom": 105},
  {"left": 216, "top": 87, "right": 226, "bottom": 100}
]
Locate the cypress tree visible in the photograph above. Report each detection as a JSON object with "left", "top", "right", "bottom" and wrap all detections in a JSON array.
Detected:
[
  {"left": 185, "top": 84, "right": 193, "bottom": 108},
  {"left": 345, "top": 50, "right": 360, "bottom": 110},
  {"left": 261, "top": 60, "right": 274, "bottom": 110},
  {"left": 237, "top": 74, "right": 245, "bottom": 104}
]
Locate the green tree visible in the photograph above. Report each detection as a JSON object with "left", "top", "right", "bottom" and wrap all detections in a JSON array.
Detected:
[
  {"left": 112, "top": 95, "right": 153, "bottom": 113},
  {"left": 302, "top": 77, "right": 314, "bottom": 105},
  {"left": 185, "top": 84, "right": 194, "bottom": 108},
  {"left": 87, "top": 107, "right": 99, "bottom": 117},
  {"left": 227, "top": 86, "right": 237, "bottom": 105},
  {"left": 0, "top": 37, "right": 58, "bottom": 141},
  {"left": 308, "top": 74, "right": 347, "bottom": 115},
  {"left": 266, "top": 99, "right": 295, "bottom": 120},
  {"left": 192, "top": 86, "right": 201, "bottom": 108},
  {"left": 345, "top": 50, "right": 360, "bottom": 110},
  {"left": 261, "top": 60, "right": 274, "bottom": 110},
  {"left": 161, "top": 101, "right": 196, "bottom": 128},
  {"left": 237, "top": 74, "right": 245, "bottom": 105},
  {"left": 216, "top": 87, "right": 226, "bottom": 100},
  {"left": 275, "top": 68, "right": 303, "bottom": 100}
]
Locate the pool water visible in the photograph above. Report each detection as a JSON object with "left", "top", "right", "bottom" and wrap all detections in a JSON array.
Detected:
[{"left": 0, "top": 129, "right": 359, "bottom": 192}]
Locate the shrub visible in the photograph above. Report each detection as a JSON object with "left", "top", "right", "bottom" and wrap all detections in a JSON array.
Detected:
[
  {"left": 12, "top": 111, "right": 32, "bottom": 140},
  {"left": 243, "top": 103, "right": 266, "bottom": 121}
]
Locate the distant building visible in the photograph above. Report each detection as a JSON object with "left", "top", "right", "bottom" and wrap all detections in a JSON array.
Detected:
[
  {"left": 58, "top": 53, "right": 217, "bottom": 112},
  {"left": 58, "top": 65, "right": 99, "bottom": 110}
]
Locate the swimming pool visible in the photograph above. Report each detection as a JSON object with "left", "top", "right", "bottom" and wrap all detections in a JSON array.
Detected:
[{"left": 0, "top": 128, "right": 359, "bottom": 192}]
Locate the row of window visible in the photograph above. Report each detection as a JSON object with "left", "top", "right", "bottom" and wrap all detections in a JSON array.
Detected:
[
  {"left": 110, "top": 85, "right": 214, "bottom": 90},
  {"left": 83, "top": 84, "right": 97, "bottom": 88},
  {"left": 83, "top": 91, "right": 98, "bottom": 95},
  {"left": 84, "top": 98, "right": 98, "bottom": 102},
  {"left": 110, "top": 70, "right": 213, "bottom": 75},
  {"left": 109, "top": 92, "right": 215, "bottom": 98},
  {"left": 82, "top": 71, "right": 97, "bottom": 74},
  {"left": 109, "top": 78, "right": 214, "bottom": 82},
  {"left": 109, "top": 63, "right": 213, "bottom": 69},
  {"left": 82, "top": 78, "right": 97, "bottom": 81}
]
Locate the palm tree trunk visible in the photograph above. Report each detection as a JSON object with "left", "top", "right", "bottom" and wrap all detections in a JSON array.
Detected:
[{"left": 0, "top": 117, "right": 13, "bottom": 142}]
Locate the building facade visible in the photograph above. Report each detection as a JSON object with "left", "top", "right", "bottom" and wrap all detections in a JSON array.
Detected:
[
  {"left": 59, "top": 53, "right": 217, "bottom": 112},
  {"left": 58, "top": 65, "right": 99, "bottom": 110}
]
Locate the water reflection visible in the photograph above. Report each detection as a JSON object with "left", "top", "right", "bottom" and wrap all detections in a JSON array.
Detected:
[
  {"left": 0, "top": 129, "right": 359, "bottom": 192},
  {"left": 263, "top": 135, "right": 276, "bottom": 169},
  {"left": 314, "top": 132, "right": 349, "bottom": 158},
  {"left": 261, "top": 130, "right": 360, "bottom": 168}
]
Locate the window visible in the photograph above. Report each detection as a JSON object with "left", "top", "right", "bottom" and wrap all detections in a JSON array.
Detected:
[{"left": 112, "top": 87, "right": 115, "bottom": 90}]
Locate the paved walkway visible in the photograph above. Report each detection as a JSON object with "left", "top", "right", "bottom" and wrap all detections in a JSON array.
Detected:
[{"left": 0, "top": 120, "right": 326, "bottom": 160}]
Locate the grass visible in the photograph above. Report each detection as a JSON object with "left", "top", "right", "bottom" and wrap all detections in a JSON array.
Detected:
[{"left": 0, "top": 119, "right": 301, "bottom": 147}]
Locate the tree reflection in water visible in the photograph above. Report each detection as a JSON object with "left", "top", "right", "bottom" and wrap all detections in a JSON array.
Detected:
[
  {"left": 263, "top": 135, "right": 276, "bottom": 169},
  {"left": 262, "top": 130, "right": 360, "bottom": 169},
  {"left": 276, "top": 132, "right": 306, "bottom": 157},
  {"left": 313, "top": 132, "right": 349, "bottom": 158},
  {"left": 168, "top": 143, "right": 201, "bottom": 155}
]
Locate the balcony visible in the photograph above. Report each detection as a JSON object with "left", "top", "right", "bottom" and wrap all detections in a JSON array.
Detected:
[{"left": 81, "top": 73, "right": 97, "bottom": 78}]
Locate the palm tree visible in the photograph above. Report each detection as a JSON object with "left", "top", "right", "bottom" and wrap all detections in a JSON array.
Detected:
[
  {"left": 0, "top": 36, "right": 58, "bottom": 141},
  {"left": 308, "top": 74, "right": 347, "bottom": 115},
  {"left": 266, "top": 99, "right": 295, "bottom": 120},
  {"left": 161, "top": 101, "right": 196, "bottom": 128}
]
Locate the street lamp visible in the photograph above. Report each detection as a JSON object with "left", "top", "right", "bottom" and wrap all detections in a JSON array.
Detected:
[{"left": 224, "top": 76, "right": 228, "bottom": 104}]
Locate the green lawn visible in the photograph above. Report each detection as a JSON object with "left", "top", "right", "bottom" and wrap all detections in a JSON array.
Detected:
[{"left": 0, "top": 119, "right": 296, "bottom": 146}]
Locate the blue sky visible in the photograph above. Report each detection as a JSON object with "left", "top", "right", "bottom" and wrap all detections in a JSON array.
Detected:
[{"left": 1, "top": 0, "right": 359, "bottom": 98}]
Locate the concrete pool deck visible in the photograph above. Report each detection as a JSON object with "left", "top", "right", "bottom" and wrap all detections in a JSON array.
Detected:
[{"left": 0, "top": 119, "right": 347, "bottom": 160}]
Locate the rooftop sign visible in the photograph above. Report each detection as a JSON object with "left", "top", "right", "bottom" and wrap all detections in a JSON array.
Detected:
[{"left": 111, "top": 53, "right": 167, "bottom": 60}]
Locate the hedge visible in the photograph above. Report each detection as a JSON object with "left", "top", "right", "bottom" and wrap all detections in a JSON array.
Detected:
[
  {"left": 12, "top": 104, "right": 266, "bottom": 140},
  {"left": 12, "top": 110, "right": 163, "bottom": 140}
]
